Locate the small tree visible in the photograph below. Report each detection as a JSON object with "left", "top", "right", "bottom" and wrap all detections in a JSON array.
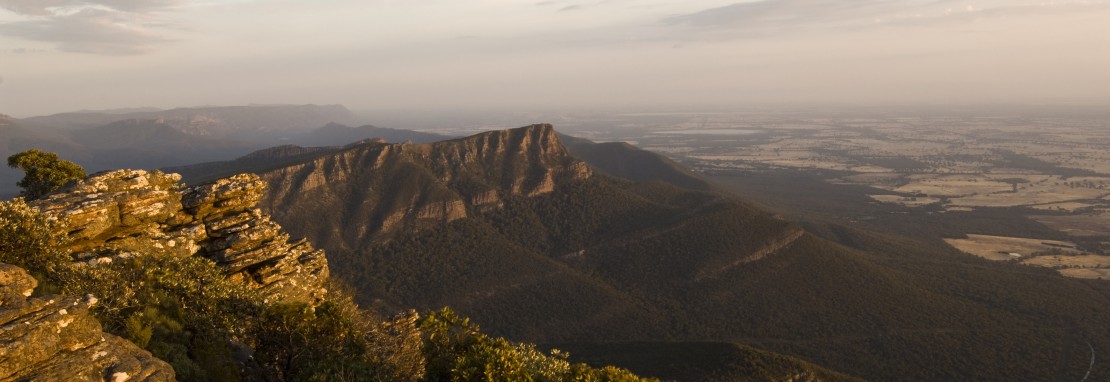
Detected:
[
  {"left": 0, "top": 197, "right": 70, "bottom": 281},
  {"left": 7, "top": 149, "right": 86, "bottom": 199}
]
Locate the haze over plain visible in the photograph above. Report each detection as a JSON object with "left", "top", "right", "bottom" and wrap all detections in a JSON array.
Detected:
[{"left": 2, "top": 0, "right": 1109, "bottom": 117}]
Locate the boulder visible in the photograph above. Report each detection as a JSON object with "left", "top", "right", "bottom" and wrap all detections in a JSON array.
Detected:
[
  {"left": 32, "top": 170, "right": 329, "bottom": 304},
  {"left": 0, "top": 263, "right": 175, "bottom": 381}
]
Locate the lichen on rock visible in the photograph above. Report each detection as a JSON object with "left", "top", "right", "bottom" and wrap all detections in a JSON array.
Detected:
[
  {"left": 0, "top": 263, "right": 175, "bottom": 381},
  {"left": 31, "top": 170, "right": 329, "bottom": 304}
]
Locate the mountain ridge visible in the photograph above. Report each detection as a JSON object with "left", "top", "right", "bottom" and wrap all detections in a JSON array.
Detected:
[
  {"left": 20, "top": 104, "right": 358, "bottom": 135},
  {"left": 1, "top": 164, "right": 664, "bottom": 381},
  {"left": 12, "top": 119, "right": 1110, "bottom": 380},
  {"left": 230, "top": 124, "right": 1110, "bottom": 381},
  {"left": 256, "top": 124, "right": 592, "bottom": 250},
  {"left": 0, "top": 104, "right": 411, "bottom": 198}
]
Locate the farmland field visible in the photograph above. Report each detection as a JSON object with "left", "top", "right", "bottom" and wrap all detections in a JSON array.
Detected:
[{"left": 541, "top": 110, "right": 1110, "bottom": 280}]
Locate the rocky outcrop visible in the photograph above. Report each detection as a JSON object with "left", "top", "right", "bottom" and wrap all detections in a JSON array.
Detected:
[
  {"left": 421, "top": 124, "right": 592, "bottom": 198},
  {"left": 32, "top": 170, "right": 328, "bottom": 304},
  {"left": 0, "top": 263, "right": 175, "bottom": 381},
  {"left": 182, "top": 175, "right": 329, "bottom": 303},
  {"left": 256, "top": 124, "right": 592, "bottom": 249}
]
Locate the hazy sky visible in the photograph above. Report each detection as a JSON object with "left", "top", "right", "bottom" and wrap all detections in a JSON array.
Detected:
[{"left": 1, "top": 0, "right": 1109, "bottom": 116}]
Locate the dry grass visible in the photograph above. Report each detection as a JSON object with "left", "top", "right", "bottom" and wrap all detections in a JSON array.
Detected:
[
  {"left": 1057, "top": 268, "right": 1110, "bottom": 280},
  {"left": 944, "top": 234, "right": 1110, "bottom": 279},
  {"left": 1031, "top": 213, "right": 1110, "bottom": 237},
  {"left": 944, "top": 234, "right": 1077, "bottom": 261},
  {"left": 1027, "top": 202, "right": 1095, "bottom": 212},
  {"left": 646, "top": 115, "right": 1110, "bottom": 252},
  {"left": 1022, "top": 254, "right": 1110, "bottom": 268}
]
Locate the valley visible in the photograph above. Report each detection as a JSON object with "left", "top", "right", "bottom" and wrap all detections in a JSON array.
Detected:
[
  {"left": 501, "top": 110, "right": 1110, "bottom": 281},
  {"left": 160, "top": 122, "right": 1110, "bottom": 381},
  {"left": 5, "top": 106, "right": 1110, "bottom": 381},
  {"left": 5, "top": 1, "right": 1108, "bottom": 380}
]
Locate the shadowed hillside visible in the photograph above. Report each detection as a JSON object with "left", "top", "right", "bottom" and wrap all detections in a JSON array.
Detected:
[
  {"left": 164, "top": 124, "right": 1110, "bottom": 381},
  {"left": 560, "top": 134, "right": 713, "bottom": 191},
  {"left": 548, "top": 342, "right": 863, "bottom": 382}
]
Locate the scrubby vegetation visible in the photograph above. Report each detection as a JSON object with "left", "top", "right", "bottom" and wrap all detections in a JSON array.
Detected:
[
  {"left": 0, "top": 197, "right": 70, "bottom": 278},
  {"left": 0, "top": 196, "right": 653, "bottom": 381},
  {"left": 421, "top": 308, "right": 651, "bottom": 382},
  {"left": 550, "top": 342, "right": 863, "bottom": 382},
  {"left": 327, "top": 172, "right": 1110, "bottom": 382}
]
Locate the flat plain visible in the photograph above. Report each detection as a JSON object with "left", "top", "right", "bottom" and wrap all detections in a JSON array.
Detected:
[{"left": 548, "top": 110, "right": 1110, "bottom": 279}]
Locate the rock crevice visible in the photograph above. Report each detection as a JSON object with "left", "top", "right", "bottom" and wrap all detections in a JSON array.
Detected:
[{"left": 33, "top": 170, "right": 328, "bottom": 304}]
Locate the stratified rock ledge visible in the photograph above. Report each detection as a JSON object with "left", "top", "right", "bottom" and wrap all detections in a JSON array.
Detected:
[
  {"left": 0, "top": 263, "right": 175, "bottom": 381},
  {"left": 33, "top": 170, "right": 329, "bottom": 304}
]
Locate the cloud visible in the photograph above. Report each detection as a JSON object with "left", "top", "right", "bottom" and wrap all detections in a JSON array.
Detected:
[
  {"left": 0, "top": 0, "right": 181, "bottom": 15},
  {"left": 534, "top": 1, "right": 586, "bottom": 12},
  {"left": 663, "top": 0, "right": 1110, "bottom": 37},
  {"left": 667, "top": 0, "right": 884, "bottom": 29},
  {"left": 0, "top": 0, "right": 181, "bottom": 54}
]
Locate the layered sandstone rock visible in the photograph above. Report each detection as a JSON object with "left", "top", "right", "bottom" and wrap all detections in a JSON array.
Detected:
[
  {"left": 0, "top": 263, "right": 175, "bottom": 381},
  {"left": 32, "top": 170, "right": 328, "bottom": 304}
]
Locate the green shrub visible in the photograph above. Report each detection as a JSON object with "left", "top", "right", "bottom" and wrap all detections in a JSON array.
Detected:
[
  {"left": 57, "top": 254, "right": 259, "bottom": 381},
  {"left": 0, "top": 197, "right": 70, "bottom": 283},
  {"left": 1, "top": 188, "right": 650, "bottom": 382},
  {"left": 253, "top": 297, "right": 424, "bottom": 382},
  {"left": 420, "top": 308, "right": 655, "bottom": 382}
]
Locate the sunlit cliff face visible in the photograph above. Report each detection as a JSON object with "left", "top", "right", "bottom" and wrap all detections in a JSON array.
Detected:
[{"left": 2, "top": 0, "right": 1109, "bottom": 115}]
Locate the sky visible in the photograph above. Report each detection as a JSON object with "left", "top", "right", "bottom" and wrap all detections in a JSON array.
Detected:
[{"left": 1, "top": 0, "right": 1109, "bottom": 117}]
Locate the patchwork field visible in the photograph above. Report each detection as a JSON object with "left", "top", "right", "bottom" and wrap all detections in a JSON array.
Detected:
[
  {"left": 944, "top": 234, "right": 1079, "bottom": 261},
  {"left": 945, "top": 234, "right": 1110, "bottom": 279},
  {"left": 1032, "top": 213, "right": 1110, "bottom": 237},
  {"left": 556, "top": 112, "right": 1110, "bottom": 273}
]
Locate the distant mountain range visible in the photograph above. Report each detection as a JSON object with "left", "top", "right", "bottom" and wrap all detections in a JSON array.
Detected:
[
  {"left": 171, "top": 124, "right": 1110, "bottom": 381},
  {"left": 18, "top": 104, "right": 358, "bottom": 136},
  {"left": 0, "top": 105, "right": 447, "bottom": 197},
  {"left": 7, "top": 105, "right": 1110, "bottom": 380}
]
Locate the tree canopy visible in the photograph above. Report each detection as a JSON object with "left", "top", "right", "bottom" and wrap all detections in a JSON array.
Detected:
[{"left": 7, "top": 149, "right": 86, "bottom": 199}]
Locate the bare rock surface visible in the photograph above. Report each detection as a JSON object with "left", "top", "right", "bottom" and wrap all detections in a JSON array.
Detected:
[
  {"left": 257, "top": 124, "right": 592, "bottom": 249},
  {"left": 32, "top": 170, "right": 328, "bottom": 304},
  {"left": 0, "top": 263, "right": 175, "bottom": 382}
]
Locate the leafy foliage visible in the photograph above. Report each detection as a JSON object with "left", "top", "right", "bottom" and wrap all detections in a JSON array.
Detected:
[
  {"left": 324, "top": 170, "right": 1110, "bottom": 382},
  {"left": 7, "top": 148, "right": 86, "bottom": 199},
  {"left": 0, "top": 194, "right": 650, "bottom": 382},
  {"left": 551, "top": 342, "right": 863, "bottom": 382},
  {"left": 54, "top": 253, "right": 429, "bottom": 382},
  {"left": 253, "top": 298, "right": 424, "bottom": 382},
  {"left": 57, "top": 254, "right": 260, "bottom": 381},
  {"left": 0, "top": 197, "right": 70, "bottom": 280},
  {"left": 420, "top": 308, "right": 653, "bottom": 382}
]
